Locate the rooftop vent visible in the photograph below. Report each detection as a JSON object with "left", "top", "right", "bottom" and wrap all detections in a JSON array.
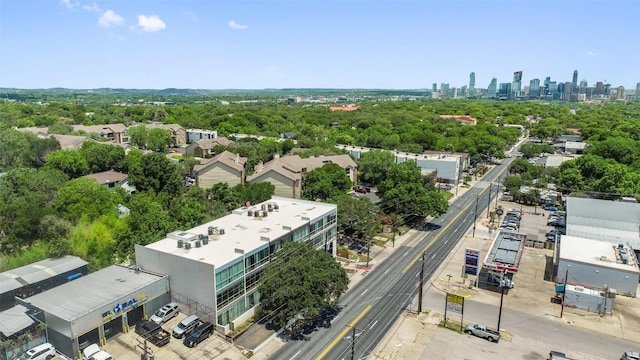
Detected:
[
  {"left": 177, "top": 239, "right": 184, "bottom": 248},
  {"left": 184, "top": 242, "right": 191, "bottom": 250},
  {"left": 273, "top": 203, "right": 279, "bottom": 210},
  {"left": 195, "top": 240, "right": 201, "bottom": 248},
  {"left": 202, "top": 237, "right": 209, "bottom": 245},
  {"left": 219, "top": 228, "right": 225, "bottom": 235}
]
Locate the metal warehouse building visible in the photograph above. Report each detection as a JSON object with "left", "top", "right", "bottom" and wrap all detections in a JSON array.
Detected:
[
  {"left": 557, "top": 236, "right": 639, "bottom": 297},
  {"left": 19, "top": 265, "right": 169, "bottom": 359}
]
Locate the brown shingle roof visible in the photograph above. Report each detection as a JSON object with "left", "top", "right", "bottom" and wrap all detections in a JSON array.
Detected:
[
  {"left": 194, "top": 150, "right": 247, "bottom": 173},
  {"left": 84, "top": 170, "right": 128, "bottom": 185},
  {"left": 49, "top": 134, "right": 94, "bottom": 149}
]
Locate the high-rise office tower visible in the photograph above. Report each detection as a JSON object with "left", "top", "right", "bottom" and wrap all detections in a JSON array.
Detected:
[
  {"left": 580, "top": 79, "right": 588, "bottom": 94},
  {"left": 564, "top": 82, "right": 573, "bottom": 100},
  {"left": 544, "top": 77, "right": 551, "bottom": 88},
  {"left": 498, "top": 83, "right": 512, "bottom": 99},
  {"left": 441, "top": 83, "right": 449, "bottom": 97},
  {"left": 469, "top": 72, "right": 476, "bottom": 97},
  {"left": 636, "top": 82, "right": 640, "bottom": 99},
  {"left": 616, "top": 86, "right": 625, "bottom": 100},
  {"left": 432, "top": 83, "right": 438, "bottom": 93},
  {"left": 529, "top": 78, "right": 540, "bottom": 99},
  {"left": 512, "top": 71, "right": 523, "bottom": 96},
  {"left": 604, "top": 83, "right": 611, "bottom": 95},
  {"left": 487, "top": 78, "right": 497, "bottom": 98},
  {"left": 594, "top": 82, "right": 605, "bottom": 95},
  {"left": 572, "top": 70, "right": 578, "bottom": 90}
]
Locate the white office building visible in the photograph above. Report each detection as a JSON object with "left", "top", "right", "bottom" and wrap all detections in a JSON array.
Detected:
[{"left": 135, "top": 197, "right": 337, "bottom": 334}]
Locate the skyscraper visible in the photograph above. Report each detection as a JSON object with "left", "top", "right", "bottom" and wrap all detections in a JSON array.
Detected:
[
  {"left": 572, "top": 70, "right": 578, "bottom": 90},
  {"left": 432, "top": 83, "right": 437, "bottom": 93},
  {"left": 616, "top": 86, "right": 625, "bottom": 100},
  {"left": 580, "top": 79, "right": 588, "bottom": 94},
  {"left": 529, "top": 78, "right": 540, "bottom": 99},
  {"left": 498, "top": 83, "right": 512, "bottom": 99},
  {"left": 468, "top": 72, "right": 476, "bottom": 98},
  {"left": 487, "top": 78, "right": 497, "bottom": 98},
  {"left": 512, "top": 71, "right": 523, "bottom": 97},
  {"left": 636, "top": 82, "right": 640, "bottom": 99}
]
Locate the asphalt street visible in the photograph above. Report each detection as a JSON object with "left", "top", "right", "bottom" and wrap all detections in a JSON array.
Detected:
[{"left": 274, "top": 159, "right": 513, "bottom": 360}]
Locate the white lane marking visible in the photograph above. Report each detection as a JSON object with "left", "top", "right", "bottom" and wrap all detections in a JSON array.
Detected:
[
  {"left": 290, "top": 350, "right": 301, "bottom": 359},
  {"left": 361, "top": 289, "right": 368, "bottom": 296},
  {"left": 384, "top": 269, "right": 391, "bottom": 275},
  {"left": 370, "top": 320, "right": 378, "bottom": 330}
]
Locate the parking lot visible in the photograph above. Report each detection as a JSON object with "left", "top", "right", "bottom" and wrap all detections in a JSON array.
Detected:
[{"left": 101, "top": 313, "right": 234, "bottom": 360}]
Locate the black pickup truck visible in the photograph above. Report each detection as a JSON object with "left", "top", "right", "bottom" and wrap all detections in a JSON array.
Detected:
[{"left": 136, "top": 320, "right": 171, "bottom": 347}]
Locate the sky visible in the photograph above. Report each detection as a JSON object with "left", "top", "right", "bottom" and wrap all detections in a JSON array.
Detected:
[{"left": 1, "top": 0, "right": 639, "bottom": 90}]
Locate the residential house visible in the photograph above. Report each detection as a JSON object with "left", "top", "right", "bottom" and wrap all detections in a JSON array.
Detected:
[
  {"left": 246, "top": 154, "right": 358, "bottom": 198},
  {"left": 144, "top": 123, "right": 187, "bottom": 146},
  {"left": 185, "top": 137, "right": 235, "bottom": 157},
  {"left": 194, "top": 150, "right": 247, "bottom": 189},
  {"left": 187, "top": 129, "right": 218, "bottom": 144},
  {"left": 72, "top": 124, "right": 129, "bottom": 144},
  {"left": 48, "top": 134, "right": 95, "bottom": 150},
  {"left": 13, "top": 127, "right": 49, "bottom": 136},
  {"left": 84, "top": 170, "right": 135, "bottom": 193}
]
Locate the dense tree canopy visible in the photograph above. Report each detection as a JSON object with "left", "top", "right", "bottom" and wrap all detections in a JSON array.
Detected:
[
  {"left": 258, "top": 242, "right": 348, "bottom": 328},
  {"left": 302, "top": 163, "right": 352, "bottom": 200}
]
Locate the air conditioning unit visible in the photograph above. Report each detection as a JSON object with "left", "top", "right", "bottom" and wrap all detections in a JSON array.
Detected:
[
  {"left": 273, "top": 203, "right": 279, "bottom": 210},
  {"left": 184, "top": 242, "right": 192, "bottom": 250},
  {"left": 248, "top": 210, "right": 254, "bottom": 217},
  {"left": 195, "top": 240, "right": 201, "bottom": 248},
  {"left": 202, "top": 237, "right": 209, "bottom": 245},
  {"left": 177, "top": 239, "right": 184, "bottom": 248},
  {"left": 261, "top": 204, "right": 267, "bottom": 211},
  {"left": 208, "top": 226, "right": 216, "bottom": 235},
  {"left": 219, "top": 228, "right": 225, "bottom": 235}
]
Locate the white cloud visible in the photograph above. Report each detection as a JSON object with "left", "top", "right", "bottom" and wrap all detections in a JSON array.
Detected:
[
  {"left": 136, "top": 15, "right": 166, "bottom": 32},
  {"left": 98, "top": 10, "right": 125, "bottom": 28},
  {"left": 228, "top": 20, "right": 248, "bottom": 30},
  {"left": 60, "top": 0, "right": 80, "bottom": 10},
  {"left": 586, "top": 51, "right": 601, "bottom": 57},
  {"left": 83, "top": 3, "right": 102, "bottom": 12}
]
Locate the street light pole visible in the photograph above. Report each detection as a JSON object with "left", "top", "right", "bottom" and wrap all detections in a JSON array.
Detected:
[
  {"left": 487, "top": 184, "right": 492, "bottom": 218},
  {"left": 497, "top": 284, "right": 505, "bottom": 333}
]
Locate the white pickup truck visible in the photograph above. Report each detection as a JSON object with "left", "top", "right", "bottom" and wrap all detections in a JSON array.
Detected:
[{"left": 464, "top": 323, "right": 501, "bottom": 343}]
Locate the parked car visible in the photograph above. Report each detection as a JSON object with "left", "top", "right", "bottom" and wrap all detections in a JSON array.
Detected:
[
  {"left": 464, "top": 323, "right": 500, "bottom": 342},
  {"left": 546, "top": 230, "right": 561, "bottom": 241},
  {"left": 621, "top": 351, "right": 640, "bottom": 360},
  {"left": 183, "top": 321, "right": 214, "bottom": 348},
  {"left": 173, "top": 314, "right": 200, "bottom": 339},
  {"left": 19, "top": 343, "right": 56, "bottom": 360},
  {"left": 150, "top": 302, "right": 179, "bottom": 325},
  {"left": 81, "top": 344, "right": 113, "bottom": 360}
]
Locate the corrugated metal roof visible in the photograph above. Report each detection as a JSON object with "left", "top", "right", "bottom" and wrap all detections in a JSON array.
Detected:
[
  {"left": 0, "top": 256, "right": 87, "bottom": 294},
  {"left": 26, "top": 265, "right": 166, "bottom": 322},
  {"left": 0, "top": 305, "right": 35, "bottom": 337}
]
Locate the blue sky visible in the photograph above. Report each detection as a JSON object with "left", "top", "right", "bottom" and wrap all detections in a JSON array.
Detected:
[{"left": 1, "top": 0, "right": 639, "bottom": 89}]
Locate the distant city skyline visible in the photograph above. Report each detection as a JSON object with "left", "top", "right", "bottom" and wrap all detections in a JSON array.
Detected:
[{"left": 1, "top": 0, "right": 639, "bottom": 89}]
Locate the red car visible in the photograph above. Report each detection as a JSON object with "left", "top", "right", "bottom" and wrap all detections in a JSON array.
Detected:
[{"left": 354, "top": 187, "right": 369, "bottom": 193}]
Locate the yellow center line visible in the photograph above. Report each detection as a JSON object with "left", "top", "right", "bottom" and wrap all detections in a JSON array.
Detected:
[
  {"left": 315, "top": 304, "right": 372, "bottom": 360},
  {"left": 402, "top": 161, "right": 512, "bottom": 274}
]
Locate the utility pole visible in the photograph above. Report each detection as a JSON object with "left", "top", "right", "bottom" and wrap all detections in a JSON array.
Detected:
[
  {"left": 418, "top": 252, "right": 426, "bottom": 313},
  {"left": 495, "top": 181, "right": 500, "bottom": 210},
  {"left": 346, "top": 325, "right": 364, "bottom": 360},
  {"left": 497, "top": 270, "right": 513, "bottom": 334},
  {"left": 560, "top": 268, "right": 568, "bottom": 318},
  {"left": 487, "top": 184, "right": 492, "bottom": 218},
  {"left": 472, "top": 195, "right": 479, "bottom": 237}
]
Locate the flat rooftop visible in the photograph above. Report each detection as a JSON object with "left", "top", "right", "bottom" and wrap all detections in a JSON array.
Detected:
[
  {"left": 336, "top": 144, "right": 460, "bottom": 162},
  {"left": 25, "top": 265, "right": 167, "bottom": 321},
  {"left": 559, "top": 235, "right": 640, "bottom": 272},
  {"left": 484, "top": 230, "right": 526, "bottom": 273},
  {"left": 143, "top": 197, "right": 336, "bottom": 267}
]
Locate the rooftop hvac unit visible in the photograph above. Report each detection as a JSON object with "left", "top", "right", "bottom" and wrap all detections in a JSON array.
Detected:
[
  {"left": 618, "top": 243, "right": 624, "bottom": 249},
  {"left": 184, "top": 242, "right": 192, "bottom": 250},
  {"left": 248, "top": 209, "right": 254, "bottom": 217},
  {"left": 261, "top": 204, "right": 267, "bottom": 211},
  {"left": 219, "top": 228, "right": 225, "bottom": 235},
  {"left": 177, "top": 239, "right": 184, "bottom": 248},
  {"left": 254, "top": 210, "right": 260, "bottom": 217},
  {"left": 273, "top": 203, "right": 279, "bottom": 210},
  {"left": 199, "top": 234, "right": 207, "bottom": 241},
  {"left": 208, "top": 226, "right": 217, "bottom": 235},
  {"left": 195, "top": 240, "right": 201, "bottom": 248},
  {"left": 267, "top": 204, "right": 273, "bottom": 212},
  {"left": 202, "top": 237, "right": 209, "bottom": 245}
]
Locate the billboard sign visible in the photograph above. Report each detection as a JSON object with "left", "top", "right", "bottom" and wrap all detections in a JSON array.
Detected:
[
  {"left": 464, "top": 248, "right": 480, "bottom": 276},
  {"left": 446, "top": 293, "right": 464, "bottom": 314}
]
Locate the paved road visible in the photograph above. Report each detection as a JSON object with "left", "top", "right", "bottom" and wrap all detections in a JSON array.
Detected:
[
  {"left": 274, "top": 159, "right": 513, "bottom": 360},
  {"left": 421, "top": 288, "right": 639, "bottom": 359}
]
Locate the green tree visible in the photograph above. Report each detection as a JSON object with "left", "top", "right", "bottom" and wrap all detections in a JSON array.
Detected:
[
  {"left": 44, "top": 149, "right": 90, "bottom": 178},
  {"left": 329, "top": 194, "right": 380, "bottom": 240},
  {"left": 128, "top": 125, "right": 147, "bottom": 148},
  {"left": 128, "top": 153, "right": 184, "bottom": 196},
  {"left": 302, "top": 163, "right": 352, "bottom": 200},
  {"left": 234, "top": 182, "right": 276, "bottom": 206},
  {"left": 357, "top": 150, "right": 396, "bottom": 185},
  {"left": 54, "top": 177, "right": 116, "bottom": 222},
  {"left": 380, "top": 183, "right": 448, "bottom": 218},
  {"left": 79, "top": 141, "right": 126, "bottom": 173},
  {"left": 258, "top": 242, "right": 348, "bottom": 328},
  {"left": 146, "top": 128, "right": 173, "bottom": 152}
]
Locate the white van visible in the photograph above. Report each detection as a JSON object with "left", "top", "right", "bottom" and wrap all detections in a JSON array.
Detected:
[
  {"left": 172, "top": 314, "right": 200, "bottom": 338},
  {"left": 150, "top": 302, "right": 179, "bottom": 325}
]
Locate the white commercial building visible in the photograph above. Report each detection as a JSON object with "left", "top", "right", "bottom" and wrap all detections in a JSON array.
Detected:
[
  {"left": 557, "top": 235, "right": 639, "bottom": 297},
  {"left": 135, "top": 197, "right": 337, "bottom": 334},
  {"left": 336, "top": 145, "right": 462, "bottom": 184},
  {"left": 565, "top": 197, "right": 640, "bottom": 250}
]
